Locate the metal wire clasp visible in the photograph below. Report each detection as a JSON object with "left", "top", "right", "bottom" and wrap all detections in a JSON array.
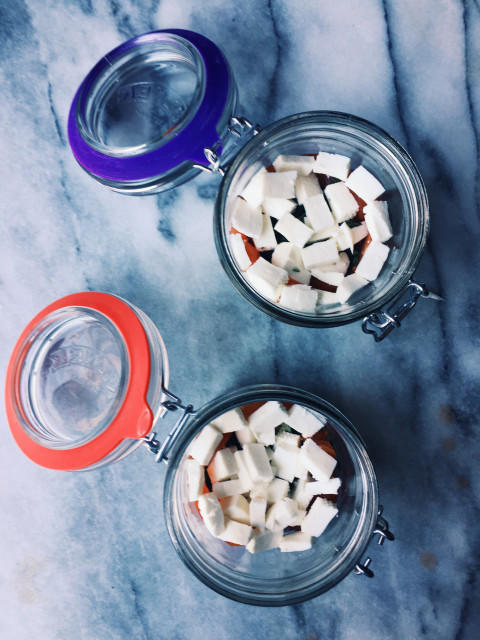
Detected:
[
  {"left": 142, "top": 389, "right": 195, "bottom": 464},
  {"left": 362, "top": 279, "right": 443, "bottom": 342},
  {"left": 354, "top": 506, "right": 394, "bottom": 578}
]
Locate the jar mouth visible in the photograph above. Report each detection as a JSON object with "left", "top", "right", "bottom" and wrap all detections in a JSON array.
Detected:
[
  {"left": 163, "top": 384, "right": 378, "bottom": 606},
  {"left": 214, "top": 111, "right": 430, "bottom": 328}
]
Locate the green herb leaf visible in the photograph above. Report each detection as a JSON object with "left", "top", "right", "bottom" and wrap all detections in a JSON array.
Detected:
[
  {"left": 349, "top": 250, "right": 360, "bottom": 268},
  {"left": 276, "top": 422, "right": 294, "bottom": 434},
  {"left": 292, "top": 267, "right": 300, "bottom": 273},
  {"left": 291, "top": 204, "right": 306, "bottom": 220},
  {"left": 329, "top": 177, "right": 341, "bottom": 184},
  {"left": 346, "top": 219, "right": 363, "bottom": 228}
]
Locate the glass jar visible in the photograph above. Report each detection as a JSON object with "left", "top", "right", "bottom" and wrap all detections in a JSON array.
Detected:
[{"left": 5, "top": 293, "right": 393, "bottom": 604}]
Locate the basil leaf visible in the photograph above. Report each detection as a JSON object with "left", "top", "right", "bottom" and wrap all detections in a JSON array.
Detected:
[{"left": 346, "top": 219, "right": 363, "bottom": 228}]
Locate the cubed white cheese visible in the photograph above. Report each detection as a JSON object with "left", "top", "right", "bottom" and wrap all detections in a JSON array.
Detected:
[
  {"left": 364, "top": 200, "right": 392, "bottom": 243},
  {"left": 185, "top": 458, "right": 205, "bottom": 502},
  {"left": 292, "top": 508, "right": 307, "bottom": 527},
  {"left": 296, "top": 173, "right": 323, "bottom": 204},
  {"left": 316, "top": 289, "right": 339, "bottom": 307},
  {"left": 212, "top": 478, "right": 245, "bottom": 499},
  {"left": 218, "top": 518, "right": 253, "bottom": 545},
  {"left": 313, "top": 152, "right": 351, "bottom": 181},
  {"left": 198, "top": 493, "right": 225, "bottom": 536},
  {"left": 301, "top": 239, "right": 339, "bottom": 269},
  {"left": 279, "top": 284, "right": 318, "bottom": 314},
  {"left": 266, "top": 477, "right": 290, "bottom": 503},
  {"left": 275, "top": 431, "right": 302, "bottom": 448},
  {"left": 272, "top": 442, "right": 300, "bottom": 482},
  {"left": 249, "top": 496, "right": 267, "bottom": 530},
  {"left": 234, "top": 449, "right": 254, "bottom": 491},
  {"left": 246, "top": 529, "right": 282, "bottom": 554},
  {"left": 307, "top": 223, "right": 339, "bottom": 243},
  {"left": 245, "top": 257, "right": 289, "bottom": 301},
  {"left": 254, "top": 212, "right": 277, "bottom": 251},
  {"left": 271, "top": 242, "right": 311, "bottom": 285},
  {"left": 230, "top": 233, "right": 251, "bottom": 271},
  {"left": 273, "top": 154, "right": 315, "bottom": 176},
  {"left": 304, "top": 193, "right": 335, "bottom": 231},
  {"left": 350, "top": 220, "right": 369, "bottom": 245},
  {"left": 262, "top": 171, "right": 297, "bottom": 200},
  {"left": 241, "top": 168, "right": 267, "bottom": 207},
  {"left": 243, "top": 443, "right": 274, "bottom": 484},
  {"left": 274, "top": 212, "right": 314, "bottom": 249},
  {"left": 299, "top": 438, "right": 337, "bottom": 481},
  {"left": 221, "top": 494, "right": 250, "bottom": 525},
  {"left": 279, "top": 531, "right": 312, "bottom": 552},
  {"left": 248, "top": 401, "right": 289, "bottom": 446},
  {"left": 324, "top": 182, "right": 359, "bottom": 223},
  {"left": 355, "top": 241, "right": 390, "bottom": 281},
  {"left": 188, "top": 423, "right": 223, "bottom": 466},
  {"left": 311, "top": 271, "right": 344, "bottom": 287},
  {"left": 265, "top": 503, "right": 286, "bottom": 532},
  {"left": 274, "top": 497, "right": 299, "bottom": 526},
  {"left": 209, "top": 448, "right": 238, "bottom": 482},
  {"left": 294, "top": 456, "right": 310, "bottom": 480},
  {"left": 315, "top": 252, "right": 350, "bottom": 274},
  {"left": 211, "top": 407, "right": 248, "bottom": 433},
  {"left": 287, "top": 404, "right": 327, "bottom": 438},
  {"left": 301, "top": 497, "right": 338, "bottom": 537},
  {"left": 236, "top": 427, "right": 257, "bottom": 445},
  {"left": 336, "top": 273, "right": 369, "bottom": 303},
  {"left": 262, "top": 198, "right": 296, "bottom": 220},
  {"left": 305, "top": 477, "right": 341, "bottom": 496},
  {"left": 293, "top": 478, "right": 311, "bottom": 509},
  {"left": 230, "top": 197, "right": 264, "bottom": 238},
  {"left": 345, "top": 165, "right": 385, "bottom": 202},
  {"left": 334, "top": 223, "right": 354, "bottom": 252}
]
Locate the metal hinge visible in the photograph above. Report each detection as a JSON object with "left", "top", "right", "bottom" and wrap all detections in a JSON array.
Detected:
[{"left": 354, "top": 506, "right": 394, "bottom": 578}]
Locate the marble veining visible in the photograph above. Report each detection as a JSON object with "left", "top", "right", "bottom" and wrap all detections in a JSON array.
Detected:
[{"left": 0, "top": 1, "right": 479, "bottom": 639}]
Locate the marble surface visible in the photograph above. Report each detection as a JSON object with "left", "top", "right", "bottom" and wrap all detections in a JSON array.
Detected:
[{"left": 1, "top": 0, "right": 479, "bottom": 638}]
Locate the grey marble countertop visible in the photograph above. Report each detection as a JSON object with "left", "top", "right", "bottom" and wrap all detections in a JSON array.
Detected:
[{"left": 1, "top": 1, "right": 479, "bottom": 638}]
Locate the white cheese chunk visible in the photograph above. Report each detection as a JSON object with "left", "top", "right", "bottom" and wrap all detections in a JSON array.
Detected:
[
  {"left": 198, "top": 493, "right": 225, "bottom": 536},
  {"left": 316, "top": 290, "right": 339, "bottom": 307},
  {"left": 248, "top": 401, "right": 289, "bottom": 446},
  {"left": 241, "top": 167, "right": 267, "bottom": 208},
  {"left": 334, "top": 223, "right": 354, "bottom": 252},
  {"left": 246, "top": 529, "right": 282, "bottom": 554},
  {"left": 209, "top": 448, "right": 238, "bottom": 482},
  {"left": 275, "top": 432, "right": 302, "bottom": 448},
  {"left": 271, "top": 242, "right": 311, "bottom": 285},
  {"left": 279, "top": 531, "right": 312, "bottom": 553},
  {"left": 234, "top": 449, "right": 255, "bottom": 491},
  {"left": 350, "top": 220, "right": 369, "bottom": 245},
  {"left": 262, "top": 197, "right": 296, "bottom": 219},
  {"left": 242, "top": 443, "right": 275, "bottom": 484},
  {"left": 336, "top": 273, "right": 369, "bottom": 303},
  {"left": 236, "top": 427, "right": 257, "bottom": 445},
  {"left": 185, "top": 458, "right": 205, "bottom": 502},
  {"left": 307, "top": 223, "right": 339, "bottom": 243},
  {"left": 273, "top": 154, "right": 315, "bottom": 176},
  {"left": 245, "top": 257, "right": 289, "bottom": 301},
  {"left": 266, "top": 477, "right": 290, "bottom": 503},
  {"left": 211, "top": 407, "right": 248, "bottom": 433},
  {"left": 274, "top": 497, "right": 299, "bottom": 526},
  {"left": 313, "top": 152, "right": 351, "bottom": 181},
  {"left": 212, "top": 478, "right": 245, "bottom": 499},
  {"left": 264, "top": 503, "right": 286, "bottom": 532},
  {"left": 254, "top": 212, "right": 277, "bottom": 251},
  {"left": 291, "top": 508, "right": 307, "bottom": 527},
  {"left": 249, "top": 496, "right": 267, "bottom": 530},
  {"left": 345, "top": 165, "right": 385, "bottom": 202},
  {"left": 296, "top": 173, "right": 323, "bottom": 204},
  {"left": 299, "top": 438, "right": 337, "bottom": 481},
  {"left": 279, "top": 284, "right": 318, "bottom": 314},
  {"left": 221, "top": 494, "right": 250, "bottom": 525},
  {"left": 231, "top": 197, "right": 264, "bottom": 238},
  {"left": 301, "top": 497, "right": 338, "bottom": 537},
  {"left": 305, "top": 477, "right": 341, "bottom": 496},
  {"left": 218, "top": 518, "right": 253, "bottom": 545},
  {"left": 262, "top": 171, "right": 297, "bottom": 199},
  {"left": 272, "top": 442, "right": 300, "bottom": 483},
  {"left": 188, "top": 423, "right": 223, "bottom": 466},
  {"left": 274, "top": 212, "right": 314, "bottom": 249},
  {"left": 304, "top": 193, "right": 335, "bottom": 231},
  {"left": 287, "top": 404, "right": 327, "bottom": 438},
  {"left": 364, "top": 200, "right": 392, "bottom": 243},
  {"left": 311, "top": 271, "right": 344, "bottom": 287},
  {"left": 301, "top": 239, "right": 339, "bottom": 269},
  {"left": 355, "top": 241, "right": 390, "bottom": 281},
  {"left": 324, "top": 182, "right": 359, "bottom": 223},
  {"left": 230, "top": 233, "right": 252, "bottom": 271},
  {"left": 294, "top": 456, "right": 310, "bottom": 480},
  {"left": 293, "top": 478, "right": 311, "bottom": 509}
]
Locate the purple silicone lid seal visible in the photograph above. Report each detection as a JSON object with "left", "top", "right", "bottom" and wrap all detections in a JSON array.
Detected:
[{"left": 67, "top": 29, "right": 232, "bottom": 183}]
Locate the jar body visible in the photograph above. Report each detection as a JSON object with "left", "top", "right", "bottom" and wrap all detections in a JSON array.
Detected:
[
  {"left": 163, "top": 384, "right": 379, "bottom": 606},
  {"left": 214, "top": 111, "right": 429, "bottom": 327}
]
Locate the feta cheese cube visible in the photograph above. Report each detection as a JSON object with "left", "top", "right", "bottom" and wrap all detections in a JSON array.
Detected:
[
  {"left": 274, "top": 212, "right": 314, "bottom": 249},
  {"left": 293, "top": 478, "right": 311, "bottom": 509},
  {"left": 275, "top": 431, "right": 302, "bottom": 448},
  {"left": 299, "top": 438, "right": 337, "bottom": 481},
  {"left": 246, "top": 529, "right": 282, "bottom": 554},
  {"left": 279, "top": 531, "right": 312, "bottom": 552},
  {"left": 272, "top": 442, "right": 300, "bottom": 482},
  {"left": 336, "top": 273, "right": 369, "bottom": 303},
  {"left": 274, "top": 497, "right": 299, "bottom": 526},
  {"left": 287, "top": 404, "right": 327, "bottom": 438},
  {"left": 262, "top": 198, "right": 296, "bottom": 219},
  {"left": 249, "top": 496, "right": 267, "bottom": 530},
  {"left": 316, "top": 290, "right": 339, "bottom": 307},
  {"left": 315, "top": 252, "right": 350, "bottom": 274},
  {"left": 198, "top": 493, "right": 225, "bottom": 536},
  {"left": 254, "top": 212, "right": 277, "bottom": 251},
  {"left": 248, "top": 401, "right": 289, "bottom": 446},
  {"left": 305, "top": 477, "right": 341, "bottom": 496},
  {"left": 218, "top": 518, "right": 252, "bottom": 545},
  {"left": 301, "top": 239, "right": 339, "bottom": 269},
  {"left": 355, "top": 241, "right": 390, "bottom": 281},
  {"left": 236, "top": 427, "right": 257, "bottom": 445},
  {"left": 209, "top": 448, "right": 238, "bottom": 482},
  {"left": 245, "top": 257, "right": 289, "bottom": 301},
  {"left": 307, "top": 223, "right": 339, "bottom": 243},
  {"left": 221, "top": 494, "right": 251, "bottom": 525},
  {"left": 212, "top": 478, "right": 245, "bottom": 499},
  {"left": 294, "top": 456, "right": 310, "bottom": 480},
  {"left": 296, "top": 173, "right": 323, "bottom": 204},
  {"left": 241, "top": 167, "right": 267, "bottom": 208},
  {"left": 350, "top": 220, "right": 369, "bottom": 245},
  {"left": 188, "top": 423, "right": 223, "bottom": 466},
  {"left": 273, "top": 154, "right": 315, "bottom": 176},
  {"left": 262, "top": 171, "right": 297, "bottom": 200},
  {"left": 310, "top": 271, "right": 344, "bottom": 287},
  {"left": 271, "top": 242, "right": 310, "bottom": 285},
  {"left": 242, "top": 443, "right": 274, "bottom": 484},
  {"left": 324, "top": 182, "right": 359, "bottom": 223},
  {"left": 334, "top": 223, "right": 354, "bottom": 252},
  {"left": 211, "top": 407, "right": 247, "bottom": 433},
  {"left": 301, "top": 497, "right": 338, "bottom": 537},
  {"left": 231, "top": 197, "right": 263, "bottom": 238},
  {"left": 364, "top": 200, "right": 393, "bottom": 243},
  {"left": 279, "top": 284, "right": 318, "bottom": 314},
  {"left": 304, "top": 193, "right": 335, "bottom": 231},
  {"left": 345, "top": 165, "right": 385, "bottom": 202},
  {"left": 313, "top": 152, "right": 351, "bottom": 181},
  {"left": 264, "top": 503, "right": 285, "bottom": 532},
  {"left": 266, "top": 477, "right": 290, "bottom": 503},
  {"left": 234, "top": 449, "right": 254, "bottom": 491},
  {"left": 230, "top": 233, "right": 251, "bottom": 271},
  {"left": 185, "top": 458, "right": 205, "bottom": 502}
]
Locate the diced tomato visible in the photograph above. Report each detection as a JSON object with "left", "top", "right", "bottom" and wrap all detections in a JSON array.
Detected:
[
  {"left": 266, "top": 164, "right": 275, "bottom": 173},
  {"left": 287, "top": 276, "right": 302, "bottom": 286},
  {"left": 241, "top": 401, "right": 265, "bottom": 419},
  {"left": 244, "top": 240, "right": 260, "bottom": 264},
  {"left": 351, "top": 191, "right": 367, "bottom": 221}
]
